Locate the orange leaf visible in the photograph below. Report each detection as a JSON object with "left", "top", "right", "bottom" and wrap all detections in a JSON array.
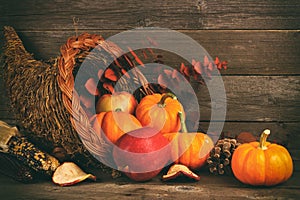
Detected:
[
  {"left": 128, "top": 47, "right": 145, "bottom": 67},
  {"left": 158, "top": 74, "right": 168, "bottom": 88},
  {"left": 208, "top": 62, "right": 214, "bottom": 71},
  {"left": 142, "top": 50, "right": 148, "bottom": 59},
  {"left": 114, "top": 59, "right": 122, "bottom": 68},
  {"left": 124, "top": 55, "right": 134, "bottom": 67},
  {"left": 85, "top": 78, "right": 100, "bottom": 96},
  {"left": 222, "top": 61, "right": 228, "bottom": 70},
  {"left": 103, "top": 82, "right": 114, "bottom": 93},
  {"left": 104, "top": 68, "right": 118, "bottom": 81},
  {"left": 172, "top": 69, "right": 181, "bottom": 82},
  {"left": 203, "top": 55, "right": 209, "bottom": 67},
  {"left": 97, "top": 69, "right": 104, "bottom": 79},
  {"left": 147, "top": 48, "right": 156, "bottom": 58},
  {"left": 180, "top": 63, "right": 186, "bottom": 74},
  {"left": 214, "top": 57, "right": 220, "bottom": 65},
  {"left": 163, "top": 69, "right": 173, "bottom": 76},
  {"left": 193, "top": 61, "right": 202, "bottom": 74},
  {"left": 147, "top": 36, "right": 158, "bottom": 47},
  {"left": 121, "top": 69, "right": 130, "bottom": 78}
]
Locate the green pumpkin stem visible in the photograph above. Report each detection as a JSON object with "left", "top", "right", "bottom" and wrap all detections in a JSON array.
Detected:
[
  {"left": 259, "top": 129, "right": 270, "bottom": 150},
  {"left": 114, "top": 108, "right": 122, "bottom": 112},
  {"left": 158, "top": 93, "right": 177, "bottom": 108},
  {"left": 178, "top": 111, "right": 188, "bottom": 133}
]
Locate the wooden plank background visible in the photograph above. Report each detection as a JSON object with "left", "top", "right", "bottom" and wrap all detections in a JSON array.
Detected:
[{"left": 0, "top": 0, "right": 299, "bottom": 176}]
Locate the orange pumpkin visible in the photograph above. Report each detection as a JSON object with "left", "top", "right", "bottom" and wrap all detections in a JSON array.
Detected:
[
  {"left": 92, "top": 110, "right": 141, "bottom": 144},
  {"left": 96, "top": 91, "right": 137, "bottom": 114},
  {"left": 135, "top": 93, "right": 184, "bottom": 133},
  {"left": 163, "top": 112, "right": 214, "bottom": 170},
  {"left": 231, "top": 129, "right": 293, "bottom": 186}
]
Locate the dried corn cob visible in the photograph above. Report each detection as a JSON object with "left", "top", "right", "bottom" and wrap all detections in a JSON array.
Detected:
[
  {"left": 0, "top": 121, "right": 60, "bottom": 177},
  {"left": 0, "top": 152, "right": 36, "bottom": 183}
]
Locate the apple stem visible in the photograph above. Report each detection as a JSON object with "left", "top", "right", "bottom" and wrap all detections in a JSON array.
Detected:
[
  {"left": 259, "top": 129, "right": 270, "bottom": 150},
  {"left": 158, "top": 93, "right": 177, "bottom": 108},
  {"left": 178, "top": 111, "right": 188, "bottom": 133}
]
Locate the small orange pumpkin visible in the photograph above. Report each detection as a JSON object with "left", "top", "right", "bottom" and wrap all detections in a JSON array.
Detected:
[
  {"left": 135, "top": 93, "right": 184, "bottom": 133},
  {"left": 163, "top": 112, "right": 214, "bottom": 170},
  {"left": 96, "top": 91, "right": 137, "bottom": 114},
  {"left": 231, "top": 129, "right": 293, "bottom": 186},
  {"left": 92, "top": 110, "right": 142, "bottom": 144}
]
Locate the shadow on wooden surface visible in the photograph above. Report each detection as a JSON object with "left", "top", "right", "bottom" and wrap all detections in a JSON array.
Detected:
[{"left": 0, "top": 170, "right": 299, "bottom": 200}]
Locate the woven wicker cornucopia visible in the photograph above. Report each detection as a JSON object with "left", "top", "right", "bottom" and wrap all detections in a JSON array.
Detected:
[{"left": 2, "top": 26, "right": 154, "bottom": 172}]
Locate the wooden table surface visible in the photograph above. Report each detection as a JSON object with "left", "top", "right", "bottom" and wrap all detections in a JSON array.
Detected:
[
  {"left": 1, "top": 170, "right": 299, "bottom": 200},
  {"left": 0, "top": 1, "right": 299, "bottom": 199}
]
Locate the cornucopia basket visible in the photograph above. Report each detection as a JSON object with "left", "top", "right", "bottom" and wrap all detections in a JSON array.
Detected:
[{"left": 2, "top": 26, "right": 155, "bottom": 173}]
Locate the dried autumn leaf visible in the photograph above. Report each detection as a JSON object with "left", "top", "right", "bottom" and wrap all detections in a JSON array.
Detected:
[
  {"left": 203, "top": 55, "right": 210, "bottom": 67},
  {"left": 128, "top": 47, "right": 145, "bottom": 67},
  {"left": 147, "top": 36, "right": 159, "bottom": 47},
  {"left": 85, "top": 78, "right": 100, "bottom": 96},
  {"left": 162, "top": 164, "right": 200, "bottom": 181},
  {"left": 221, "top": 61, "right": 228, "bottom": 70},
  {"left": 180, "top": 62, "right": 191, "bottom": 78},
  {"left": 114, "top": 59, "right": 122, "bottom": 68},
  {"left": 121, "top": 68, "right": 131, "bottom": 78},
  {"left": 103, "top": 82, "right": 114, "bottom": 93},
  {"left": 163, "top": 69, "right": 173, "bottom": 76},
  {"left": 97, "top": 69, "right": 104, "bottom": 79},
  {"left": 158, "top": 74, "right": 168, "bottom": 88},
  {"left": 208, "top": 62, "right": 214, "bottom": 71},
  {"left": 142, "top": 50, "right": 148, "bottom": 59},
  {"left": 193, "top": 61, "right": 202, "bottom": 74},
  {"left": 147, "top": 48, "right": 156, "bottom": 58},
  {"left": 214, "top": 57, "right": 220, "bottom": 65},
  {"left": 172, "top": 69, "right": 182, "bottom": 82},
  {"left": 124, "top": 55, "right": 134, "bottom": 67},
  {"left": 104, "top": 68, "right": 118, "bottom": 81}
]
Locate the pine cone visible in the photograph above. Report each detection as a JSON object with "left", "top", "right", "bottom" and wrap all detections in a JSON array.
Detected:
[{"left": 207, "top": 138, "right": 241, "bottom": 175}]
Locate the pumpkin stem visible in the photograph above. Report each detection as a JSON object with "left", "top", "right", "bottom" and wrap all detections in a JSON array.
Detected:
[
  {"left": 178, "top": 111, "right": 188, "bottom": 133},
  {"left": 114, "top": 108, "right": 122, "bottom": 112},
  {"left": 158, "top": 93, "right": 177, "bottom": 108},
  {"left": 259, "top": 129, "right": 270, "bottom": 150}
]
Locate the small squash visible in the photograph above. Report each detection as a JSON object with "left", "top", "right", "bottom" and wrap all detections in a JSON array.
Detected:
[
  {"left": 163, "top": 112, "right": 214, "bottom": 170},
  {"left": 92, "top": 110, "right": 142, "bottom": 144},
  {"left": 96, "top": 91, "right": 137, "bottom": 114},
  {"left": 135, "top": 93, "right": 184, "bottom": 133},
  {"left": 231, "top": 129, "right": 293, "bottom": 186}
]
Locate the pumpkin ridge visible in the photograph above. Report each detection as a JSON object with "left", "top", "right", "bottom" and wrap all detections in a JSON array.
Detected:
[
  {"left": 237, "top": 145, "right": 254, "bottom": 185},
  {"left": 243, "top": 148, "right": 258, "bottom": 185}
]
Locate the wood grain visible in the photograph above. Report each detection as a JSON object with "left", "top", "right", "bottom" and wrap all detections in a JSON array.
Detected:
[
  {"left": 0, "top": 171, "right": 299, "bottom": 199},
  {"left": 0, "top": 74, "right": 298, "bottom": 122},
  {"left": 1, "top": 0, "right": 299, "bottom": 30},
  {"left": 0, "top": 30, "right": 299, "bottom": 75}
]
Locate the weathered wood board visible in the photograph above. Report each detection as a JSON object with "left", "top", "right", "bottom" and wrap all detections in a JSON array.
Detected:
[
  {"left": 0, "top": 0, "right": 299, "bottom": 198},
  {"left": 0, "top": 171, "right": 299, "bottom": 199},
  {"left": 1, "top": 0, "right": 300, "bottom": 30},
  {"left": 0, "top": 30, "right": 299, "bottom": 75}
]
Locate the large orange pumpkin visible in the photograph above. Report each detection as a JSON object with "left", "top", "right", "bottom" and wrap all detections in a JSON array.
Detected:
[
  {"left": 92, "top": 110, "right": 142, "bottom": 144},
  {"left": 135, "top": 93, "right": 184, "bottom": 133},
  {"left": 96, "top": 91, "right": 137, "bottom": 114},
  {"left": 231, "top": 129, "right": 293, "bottom": 186},
  {"left": 163, "top": 112, "right": 214, "bottom": 170}
]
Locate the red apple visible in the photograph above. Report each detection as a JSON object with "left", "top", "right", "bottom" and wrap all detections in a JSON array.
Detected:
[{"left": 112, "top": 127, "right": 171, "bottom": 181}]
